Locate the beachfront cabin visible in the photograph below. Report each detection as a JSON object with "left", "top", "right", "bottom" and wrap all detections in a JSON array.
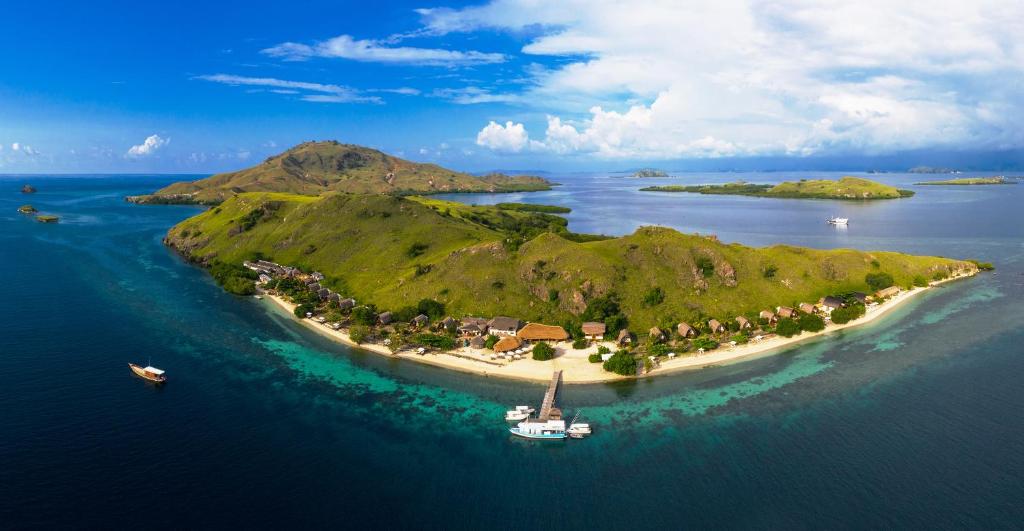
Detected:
[
  {"left": 820, "top": 296, "right": 845, "bottom": 314},
  {"left": 378, "top": 311, "right": 393, "bottom": 325},
  {"left": 318, "top": 288, "right": 331, "bottom": 301},
  {"left": 307, "top": 282, "right": 321, "bottom": 292},
  {"left": 328, "top": 292, "right": 341, "bottom": 304},
  {"left": 582, "top": 322, "right": 606, "bottom": 340},
  {"left": 851, "top": 292, "right": 868, "bottom": 304},
  {"left": 258, "top": 274, "right": 272, "bottom": 285},
  {"left": 708, "top": 319, "right": 726, "bottom": 334},
  {"left": 735, "top": 316, "right": 752, "bottom": 330},
  {"left": 517, "top": 323, "right": 569, "bottom": 343},
  {"left": 777, "top": 306, "right": 797, "bottom": 319},
  {"left": 311, "top": 272, "right": 325, "bottom": 282},
  {"left": 412, "top": 314, "right": 430, "bottom": 328},
  {"left": 676, "top": 322, "right": 697, "bottom": 338},
  {"left": 338, "top": 298, "right": 356, "bottom": 311},
  {"left": 799, "top": 302, "right": 817, "bottom": 315},
  {"left": 617, "top": 329, "right": 633, "bottom": 346},
  {"left": 459, "top": 317, "right": 489, "bottom": 336},
  {"left": 488, "top": 316, "right": 522, "bottom": 336},
  {"left": 649, "top": 327, "right": 666, "bottom": 342},
  {"left": 440, "top": 316, "right": 457, "bottom": 332},
  {"left": 759, "top": 310, "right": 777, "bottom": 325},
  {"left": 493, "top": 336, "right": 522, "bottom": 353},
  {"left": 469, "top": 335, "right": 486, "bottom": 349},
  {"left": 875, "top": 286, "right": 900, "bottom": 299}
]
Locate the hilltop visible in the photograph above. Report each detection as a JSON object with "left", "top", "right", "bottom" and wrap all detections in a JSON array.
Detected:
[
  {"left": 165, "top": 191, "right": 972, "bottom": 331},
  {"left": 128, "top": 141, "right": 555, "bottom": 204},
  {"left": 915, "top": 176, "right": 1015, "bottom": 186},
  {"left": 641, "top": 176, "right": 914, "bottom": 199}
]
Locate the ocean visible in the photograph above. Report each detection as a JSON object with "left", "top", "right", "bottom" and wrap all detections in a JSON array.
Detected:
[{"left": 2, "top": 173, "right": 1022, "bottom": 529}]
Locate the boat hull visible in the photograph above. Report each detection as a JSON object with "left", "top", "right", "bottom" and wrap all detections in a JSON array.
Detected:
[{"left": 509, "top": 427, "right": 566, "bottom": 440}]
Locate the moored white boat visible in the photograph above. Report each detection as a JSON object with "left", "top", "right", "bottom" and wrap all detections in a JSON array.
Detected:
[
  {"left": 827, "top": 216, "right": 849, "bottom": 225},
  {"left": 567, "top": 423, "right": 592, "bottom": 438},
  {"left": 509, "top": 419, "right": 567, "bottom": 440},
  {"left": 129, "top": 363, "right": 166, "bottom": 383},
  {"left": 504, "top": 405, "right": 535, "bottom": 422}
]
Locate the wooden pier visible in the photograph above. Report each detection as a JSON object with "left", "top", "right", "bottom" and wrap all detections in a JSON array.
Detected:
[{"left": 538, "top": 370, "right": 562, "bottom": 421}]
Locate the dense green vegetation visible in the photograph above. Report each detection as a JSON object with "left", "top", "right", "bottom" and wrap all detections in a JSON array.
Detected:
[
  {"left": 830, "top": 303, "right": 866, "bottom": 324},
  {"left": 165, "top": 191, "right": 977, "bottom": 332},
  {"left": 209, "top": 262, "right": 258, "bottom": 295},
  {"left": 632, "top": 169, "right": 668, "bottom": 177},
  {"left": 915, "top": 177, "right": 1015, "bottom": 185},
  {"left": 532, "top": 342, "right": 555, "bottom": 361},
  {"left": 495, "top": 203, "right": 572, "bottom": 214},
  {"left": 602, "top": 350, "right": 637, "bottom": 375},
  {"left": 641, "top": 177, "right": 914, "bottom": 200},
  {"left": 128, "top": 141, "right": 555, "bottom": 205},
  {"left": 865, "top": 272, "right": 895, "bottom": 291}
]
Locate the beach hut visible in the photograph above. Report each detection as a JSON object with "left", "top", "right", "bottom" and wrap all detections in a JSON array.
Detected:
[
  {"left": 851, "top": 292, "right": 868, "bottom": 304},
  {"left": 648, "top": 327, "right": 666, "bottom": 342},
  {"left": 799, "top": 302, "right": 817, "bottom": 314},
  {"left": 708, "top": 319, "right": 725, "bottom": 333},
  {"left": 487, "top": 316, "right": 522, "bottom": 336},
  {"left": 307, "top": 282, "right": 321, "bottom": 292},
  {"left": 735, "top": 316, "right": 752, "bottom": 330},
  {"left": 776, "top": 306, "right": 797, "bottom": 319},
  {"left": 582, "top": 322, "right": 606, "bottom": 340},
  {"left": 378, "top": 311, "right": 393, "bottom": 325},
  {"left": 617, "top": 329, "right": 633, "bottom": 346},
  {"left": 338, "top": 298, "right": 356, "bottom": 311},
  {"left": 459, "top": 317, "right": 489, "bottom": 336},
  {"left": 440, "top": 316, "right": 457, "bottom": 331},
  {"left": 311, "top": 272, "right": 325, "bottom": 281},
  {"left": 517, "top": 323, "right": 569, "bottom": 342},
  {"left": 412, "top": 314, "right": 430, "bottom": 328},
  {"left": 820, "top": 296, "right": 844, "bottom": 314},
  {"left": 676, "top": 322, "right": 697, "bottom": 338},
  {"left": 875, "top": 286, "right": 900, "bottom": 299},
  {"left": 469, "top": 336, "right": 485, "bottom": 349},
  {"left": 493, "top": 336, "right": 522, "bottom": 353},
  {"left": 759, "top": 310, "right": 777, "bottom": 325}
]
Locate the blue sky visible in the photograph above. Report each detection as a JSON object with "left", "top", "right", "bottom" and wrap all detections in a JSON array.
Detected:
[{"left": 2, "top": 0, "right": 1023, "bottom": 173}]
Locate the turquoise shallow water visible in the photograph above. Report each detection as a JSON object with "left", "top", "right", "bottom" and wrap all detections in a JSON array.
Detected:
[{"left": 1, "top": 174, "right": 1022, "bottom": 528}]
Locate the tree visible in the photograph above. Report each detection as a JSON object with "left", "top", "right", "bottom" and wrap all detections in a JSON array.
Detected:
[
  {"left": 349, "top": 325, "right": 370, "bottom": 344},
  {"left": 776, "top": 318, "right": 801, "bottom": 338},
  {"left": 484, "top": 335, "right": 500, "bottom": 349},
  {"left": 294, "top": 304, "right": 315, "bottom": 318},
  {"left": 603, "top": 350, "right": 637, "bottom": 376},
  {"left": 351, "top": 305, "right": 378, "bottom": 326},
  {"left": 604, "top": 314, "right": 629, "bottom": 336},
  {"left": 532, "top": 342, "right": 555, "bottom": 361},
  {"left": 799, "top": 314, "right": 825, "bottom": 332},
  {"left": 693, "top": 337, "right": 718, "bottom": 351},
  {"left": 730, "top": 333, "right": 749, "bottom": 344},
  {"left": 572, "top": 338, "right": 589, "bottom": 350},
  {"left": 830, "top": 303, "right": 865, "bottom": 325},
  {"left": 588, "top": 353, "right": 602, "bottom": 363},
  {"left": 415, "top": 333, "right": 455, "bottom": 350},
  {"left": 642, "top": 286, "right": 665, "bottom": 307},
  {"left": 865, "top": 272, "right": 895, "bottom": 291},
  {"left": 416, "top": 299, "right": 446, "bottom": 320},
  {"left": 597, "top": 345, "right": 611, "bottom": 355}
]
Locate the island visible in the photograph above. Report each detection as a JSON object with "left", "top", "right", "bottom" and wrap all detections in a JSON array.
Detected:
[
  {"left": 640, "top": 176, "right": 915, "bottom": 199},
  {"left": 908, "top": 166, "right": 959, "bottom": 174},
  {"left": 21, "top": 184, "right": 36, "bottom": 194},
  {"left": 632, "top": 169, "right": 669, "bottom": 178},
  {"left": 18, "top": 205, "right": 38, "bottom": 214},
  {"left": 35, "top": 215, "right": 59, "bottom": 223},
  {"left": 147, "top": 145, "right": 981, "bottom": 383},
  {"left": 126, "top": 141, "right": 556, "bottom": 205},
  {"left": 915, "top": 176, "right": 1016, "bottom": 186}
]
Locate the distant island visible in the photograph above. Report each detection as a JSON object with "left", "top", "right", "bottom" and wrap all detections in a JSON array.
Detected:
[
  {"left": 632, "top": 169, "right": 669, "bottom": 178},
  {"left": 21, "top": 184, "right": 36, "bottom": 194},
  {"left": 640, "top": 177, "right": 915, "bottom": 200},
  {"left": 908, "top": 166, "right": 959, "bottom": 174},
  {"left": 18, "top": 205, "right": 38, "bottom": 214},
  {"left": 127, "top": 141, "right": 556, "bottom": 205},
  {"left": 35, "top": 215, "right": 59, "bottom": 223},
  {"left": 915, "top": 176, "right": 1016, "bottom": 186}
]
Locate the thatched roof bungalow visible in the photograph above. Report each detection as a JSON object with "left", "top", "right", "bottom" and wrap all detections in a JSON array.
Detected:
[
  {"left": 412, "top": 314, "right": 430, "bottom": 328},
  {"left": 875, "top": 286, "right": 900, "bottom": 299},
  {"left": 493, "top": 336, "right": 522, "bottom": 353},
  {"left": 676, "top": 322, "right": 696, "bottom": 338},
  {"left": 469, "top": 336, "right": 486, "bottom": 349},
  {"left": 617, "top": 329, "right": 633, "bottom": 346},
  {"left": 517, "top": 323, "right": 569, "bottom": 342},
  {"left": 777, "top": 306, "right": 797, "bottom": 319},
  {"left": 581, "top": 322, "right": 606, "bottom": 339},
  {"left": 378, "top": 311, "right": 393, "bottom": 325},
  {"left": 708, "top": 319, "right": 725, "bottom": 333},
  {"left": 735, "top": 316, "right": 752, "bottom": 330},
  {"left": 759, "top": 310, "right": 777, "bottom": 324},
  {"left": 338, "top": 298, "right": 356, "bottom": 310},
  {"left": 649, "top": 327, "right": 666, "bottom": 341},
  {"left": 799, "top": 302, "right": 817, "bottom": 314}
]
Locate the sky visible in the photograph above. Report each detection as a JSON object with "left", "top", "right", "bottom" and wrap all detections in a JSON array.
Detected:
[{"left": 2, "top": 0, "right": 1023, "bottom": 174}]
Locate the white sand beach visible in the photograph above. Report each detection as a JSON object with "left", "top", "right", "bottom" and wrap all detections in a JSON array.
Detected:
[{"left": 263, "top": 272, "right": 974, "bottom": 384}]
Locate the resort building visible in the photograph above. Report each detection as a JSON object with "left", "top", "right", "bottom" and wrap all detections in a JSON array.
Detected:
[
  {"left": 338, "top": 298, "right": 356, "bottom": 311},
  {"left": 851, "top": 292, "right": 868, "bottom": 304},
  {"left": 582, "top": 322, "right": 606, "bottom": 340},
  {"left": 378, "top": 311, "right": 393, "bottom": 325},
  {"left": 676, "top": 322, "right": 697, "bottom": 338},
  {"left": 735, "top": 316, "right": 752, "bottom": 330},
  {"left": 517, "top": 323, "right": 569, "bottom": 342},
  {"left": 708, "top": 319, "right": 725, "bottom": 333},
  {"left": 820, "top": 296, "right": 845, "bottom": 314},
  {"left": 875, "top": 286, "right": 900, "bottom": 299},
  {"left": 468, "top": 336, "right": 485, "bottom": 349},
  {"left": 412, "top": 314, "right": 430, "bottom": 328},
  {"left": 777, "top": 306, "right": 797, "bottom": 319},
  {"left": 488, "top": 316, "right": 522, "bottom": 336},
  {"left": 799, "top": 302, "right": 817, "bottom": 314},
  {"left": 459, "top": 317, "right": 489, "bottom": 336},
  {"left": 493, "top": 336, "right": 522, "bottom": 353},
  {"left": 617, "top": 329, "right": 633, "bottom": 346},
  {"left": 759, "top": 310, "right": 777, "bottom": 325},
  {"left": 649, "top": 327, "right": 666, "bottom": 342}
]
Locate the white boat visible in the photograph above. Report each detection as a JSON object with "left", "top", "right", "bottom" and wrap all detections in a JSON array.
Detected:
[
  {"left": 567, "top": 423, "right": 592, "bottom": 439},
  {"left": 509, "top": 419, "right": 567, "bottom": 440},
  {"left": 827, "top": 216, "right": 849, "bottom": 225},
  {"left": 253, "top": 295, "right": 263, "bottom": 300},
  {"left": 504, "top": 405, "right": 535, "bottom": 422}
]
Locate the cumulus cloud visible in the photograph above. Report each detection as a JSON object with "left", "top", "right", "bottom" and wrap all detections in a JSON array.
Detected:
[
  {"left": 11, "top": 142, "right": 40, "bottom": 156},
  {"left": 475, "top": 121, "right": 544, "bottom": 153},
  {"left": 196, "top": 74, "right": 382, "bottom": 104},
  {"left": 434, "top": 0, "right": 1024, "bottom": 158},
  {"left": 126, "top": 134, "right": 168, "bottom": 157},
  {"left": 261, "top": 34, "right": 505, "bottom": 66}
]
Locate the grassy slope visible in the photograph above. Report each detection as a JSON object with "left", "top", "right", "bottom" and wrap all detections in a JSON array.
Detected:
[
  {"left": 166, "top": 192, "right": 975, "bottom": 330},
  {"left": 642, "top": 176, "right": 913, "bottom": 199},
  {"left": 131, "top": 141, "right": 553, "bottom": 204}
]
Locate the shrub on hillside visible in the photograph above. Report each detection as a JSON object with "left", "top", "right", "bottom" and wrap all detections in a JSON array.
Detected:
[
  {"left": 776, "top": 318, "right": 801, "bottom": 338},
  {"left": 415, "top": 333, "right": 455, "bottom": 350},
  {"left": 799, "top": 314, "right": 826, "bottom": 332},
  {"left": 349, "top": 325, "right": 370, "bottom": 344},
  {"left": 865, "top": 272, "right": 895, "bottom": 291},
  {"left": 829, "top": 303, "right": 865, "bottom": 325},
  {"left": 532, "top": 342, "right": 555, "bottom": 361},
  {"left": 351, "top": 305, "right": 378, "bottom": 326},
  {"left": 693, "top": 337, "right": 719, "bottom": 351}
]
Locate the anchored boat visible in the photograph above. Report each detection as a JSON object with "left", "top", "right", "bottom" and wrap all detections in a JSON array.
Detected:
[
  {"left": 827, "top": 216, "right": 849, "bottom": 225},
  {"left": 129, "top": 363, "right": 166, "bottom": 383},
  {"left": 510, "top": 419, "right": 567, "bottom": 440},
  {"left": 505, "top": 405, "right": 536, "bottom": 422}
]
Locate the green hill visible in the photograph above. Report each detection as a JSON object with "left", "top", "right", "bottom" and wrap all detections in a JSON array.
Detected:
[
  {"left": 128, "top": 141, "right": 554, "bottom": 204},
  {"left": 641, "top": 176, "right": 914, "bottom": 199},
  {"left": 915, "top": 177, "right": 1014, "bottom": 185},
  {"left": 165, "top": 192, "right": 974, "bottom": 330}
]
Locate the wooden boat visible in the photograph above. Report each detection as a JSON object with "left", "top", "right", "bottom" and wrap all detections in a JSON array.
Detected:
[{"left": 129, "top": 363, "right": 166, "bottom": 383}]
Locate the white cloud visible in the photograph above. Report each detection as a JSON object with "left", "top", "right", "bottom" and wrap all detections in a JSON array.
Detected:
[
  {"left": 126, "top": 134, "right": 168, "bottom": 157},
  {"left": 11, "top": 143, "right": 19, "bottom": 151},
  {"left": 196, "top": 74, "right": 382, "bottom": 104},
  {"left": 434, "top": 0, "right": 1024, "bottom": 158},
  {"left": 261, "top": 34, "right": 505, "bottom": 66},
  {"left": 11, "top": 142, "right": 40, "bottom": 156},
  {"left": 475, "top": 121, "right": 544, "bottom": 153},
  {"left": 432, "top": 86, "right": 519, "bottom": 104}
]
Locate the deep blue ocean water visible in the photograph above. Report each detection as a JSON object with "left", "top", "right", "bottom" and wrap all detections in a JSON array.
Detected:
[{"left": 2, "top": 173, "right": 1023, "bottom": 529}]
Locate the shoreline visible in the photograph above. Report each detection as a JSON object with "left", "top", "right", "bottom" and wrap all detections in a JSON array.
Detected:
[{"left": 262, "top": 273, "right": 975, "bottom": 385}]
